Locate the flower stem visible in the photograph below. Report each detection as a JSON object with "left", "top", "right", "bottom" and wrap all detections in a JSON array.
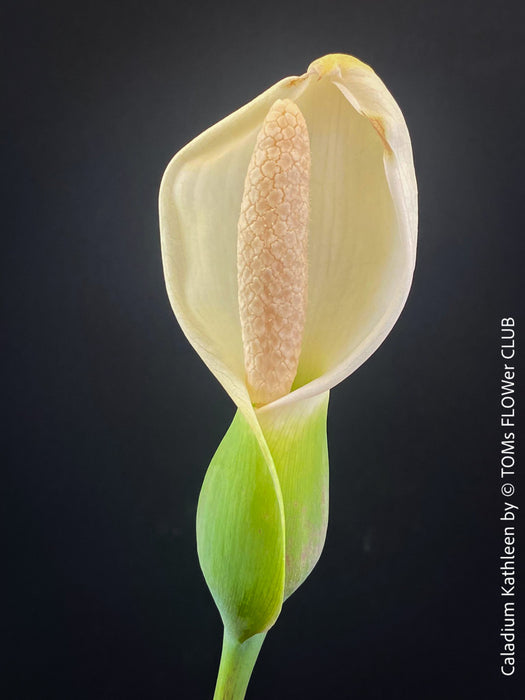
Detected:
[{"left": 213, "top": 630, "right": 266, "bottom": 700}]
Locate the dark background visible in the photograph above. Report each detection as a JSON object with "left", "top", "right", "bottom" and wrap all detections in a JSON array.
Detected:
[{"left": 3, "top": 1, "right": 524, "bottom": 698}]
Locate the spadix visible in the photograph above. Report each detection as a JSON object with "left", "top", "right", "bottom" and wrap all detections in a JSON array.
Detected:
[{"left": 238, "top": 98, "right": 310, "bottom": 407}]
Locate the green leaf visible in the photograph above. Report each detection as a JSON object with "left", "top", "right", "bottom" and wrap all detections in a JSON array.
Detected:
[
  {"left": 197, "top": 409, "right": 285, "bottom": 643},
  {"left": 259, "top": 391, "right": 329, "bottom": 599},
  {"left": 197, "top": 391, "right": 330, "bottom": 645}
]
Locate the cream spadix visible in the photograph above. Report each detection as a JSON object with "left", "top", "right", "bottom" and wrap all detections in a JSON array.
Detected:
[{"left": 238, "top": 98, "right": 310, "bottom": 407}]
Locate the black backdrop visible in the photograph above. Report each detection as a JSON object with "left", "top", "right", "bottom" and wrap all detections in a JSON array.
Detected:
[{"left": 3, "top": 1, "right": 524, "bottom": 698}]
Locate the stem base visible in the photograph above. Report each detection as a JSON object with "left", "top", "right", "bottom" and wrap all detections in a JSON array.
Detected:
[{"left": 213, "top": 630, "right": 266, "bottom": 700}]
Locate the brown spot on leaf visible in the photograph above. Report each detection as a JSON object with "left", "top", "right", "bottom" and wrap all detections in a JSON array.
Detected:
[
  {"left": 369, "top": 116, "right": 392, "bottom": 155},
  {"left": 287, "top": 75, "right": 308, "bottom": 87}
]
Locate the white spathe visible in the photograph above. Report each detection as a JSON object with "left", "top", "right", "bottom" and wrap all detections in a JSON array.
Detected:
[{"left": 159, "top": 54, "right": 417, "bottom": 422}]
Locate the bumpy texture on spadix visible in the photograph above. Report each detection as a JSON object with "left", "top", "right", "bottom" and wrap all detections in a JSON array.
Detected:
[{"left": 237, "top": 99, "right": 310, "bottom": 407}]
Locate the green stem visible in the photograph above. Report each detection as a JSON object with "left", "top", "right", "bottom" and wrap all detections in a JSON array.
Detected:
[{"left": 213, "top": 630, "right": 266, "bottom": 700}]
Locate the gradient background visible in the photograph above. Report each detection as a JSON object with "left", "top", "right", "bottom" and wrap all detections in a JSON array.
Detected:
[{"left": 3, "top": 1, "right": 524, "bottom": 698}]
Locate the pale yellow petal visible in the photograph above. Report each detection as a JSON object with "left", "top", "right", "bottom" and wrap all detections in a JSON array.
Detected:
[{"left": 159, "top": 55, "right": 417, "bottom": 415}]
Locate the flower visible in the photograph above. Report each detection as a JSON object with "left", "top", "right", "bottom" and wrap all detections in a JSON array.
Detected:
[
  {"left": 159, "top": 54, "right": 417, "bottom": 697},
  {"left": 160, "top": 53, "right": 416, "bottom": 422}
]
